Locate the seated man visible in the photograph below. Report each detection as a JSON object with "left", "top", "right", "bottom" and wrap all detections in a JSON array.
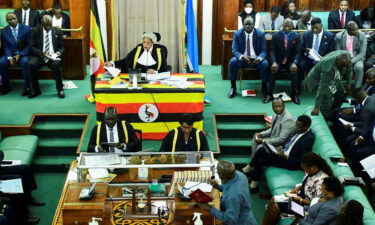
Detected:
[
  {"left": 197, "top": 160, "right": 257, "bottom": 225},
  {"left": 297, "top": 9, "right": 313, "bottom": 30},
  {"left": 306, "top": 50, "right": 352, "bottom": 121},
  {"left": 328, "top": 0, "right": 355, "bottom": 29},
  {"left": 28, "top": 15, "right": 65, "bottom": 98},
  {"left": 41, "top": 3, "right": 71, "bottom": 37},
  {"left": 258, "top": 6, "right": 284, "bottom": 35},
  {"left": 243, "top": 97, "right": 295, "bottom": 174},
  {"left": 227, "top": 17, "right": 269, "bottom": 100},
  {"left": 14, "top": 0, "right": 40, "bottom": 27},
  {"left": 298, "top": 17, "right": 335, "bottom": 97},
  {"left": 247, "top": 115, "right": 315, "bottom": 193},
  {"left": 365, "top": 32, "right": 375, "bottom": 72},
  {"left": 0, "top": 151, "right": 44, "bottom": 224},
  {"left": 105, "top": 32, "right": 169, "bottom": 74},
  {"left": 269, "top": 18, "right": 301, "bottom": 104},
  {"left": 159, "top": 114, "right": 209, "bottom": 152},
  {"left": 335, "top": 21, "right": 367, "bottom": 88},
  {"left": 0, "top": 12, "right": 31, "bottom": 96},
  {"left": 88, "top": 107, "right": 138, "bottom": 152}
]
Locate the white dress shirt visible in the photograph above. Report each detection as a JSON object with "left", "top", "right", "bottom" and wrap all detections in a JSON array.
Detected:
[
  {"left": 52, "top": 15, "right": 63, "bottom": 28},
  {"left": 283, "top": 129, "right": 310, "bottom": 157},
  {"left": 43, "top": 28, "right": 55, "bottom": 55},
  {"left": 95, "top": 123, "right": 126, "bottom": 153},
  {"left": 242, "top": 31, "right": 257, "bottom": 59},
  {"left": 137, "top": 46, "right": 156, "bottom": 67},
  {"left": 238, "top": 13, "right": 261, "bottom": 30},
  {"left": 312, "top": 29, "right": 323, "bottom": 50},
  {"left": 22, "top": 8, "right": 30, "bottom": 26}
]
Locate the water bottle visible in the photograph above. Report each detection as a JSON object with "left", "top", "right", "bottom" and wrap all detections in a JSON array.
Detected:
[{"left": 192, "top": 212, "right": 203, "bottom": 225}]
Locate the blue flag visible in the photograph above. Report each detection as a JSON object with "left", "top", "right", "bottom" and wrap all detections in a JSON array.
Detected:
[{"left": 185, "top": 0, "right": 199, "bottom": 73}]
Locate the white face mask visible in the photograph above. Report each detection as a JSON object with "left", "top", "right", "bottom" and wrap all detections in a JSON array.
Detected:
[{"left": 244, "top": 7, "right": 253, "bottom": 14}]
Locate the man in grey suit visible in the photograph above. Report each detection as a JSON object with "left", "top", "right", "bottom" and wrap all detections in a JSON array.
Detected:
[
  {"left": 259, "top": 6, "right": 284, "bottom": 35},
  {"left": 243, "top": 97, "right": 295, "bottom": 173},
  {"left": 335, "top": 21, "right": 367, "bottom": 88}
]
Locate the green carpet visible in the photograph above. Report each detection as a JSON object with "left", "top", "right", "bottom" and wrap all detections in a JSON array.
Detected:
[{"left": 0, "top": 65, "right": 321, "bottom": 225}]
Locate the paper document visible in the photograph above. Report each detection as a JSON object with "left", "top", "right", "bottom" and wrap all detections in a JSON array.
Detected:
[
  {"left": 273, "top": 92, "right": 291, "bottom": 102},
  {"left": 50, "top": 53, "right": 61, "bottom": 61},
  {"left": 265, "top": 143, "right": 278, "bottom": 153},
  {"left": 145, "top": 71, "right": 171, "bottom": 81},
  {"left": 84, "top": 154, "right": 121, "bottom": 166},
  {"left": 308, "top": 49, "right": 322, "bottom": 61},
  {"left": 0, "top": 178, "right": 24, "bottom": 194},
  {"left": 366, "top": 168, "right": 375, "bottom": 179},
  {"left": 105, "top": 66, "right": 121, "bottom": 77},
  {"left": 0, "top": 160, "right": 22, "bottom": 167},
  {"left": 274, "top": 194, "right": 288, "bottom": 202},
  {"left": 242, "top": 89, "right": 256, "bottom": 97},
  {"left": 360, "top": 154, "right": 375, "bottom": 170},
  {"left": 339, "top": 118, "right": 354, "bottom": 127},
  {"left": 184, "top": 181, "right": 213, "bottom": 192},
  {"left": 88, "top": 168, "right": 109, "bottom": 179},
  {"left": 63, "top": 81, "right": 78, "bottom": 89}
]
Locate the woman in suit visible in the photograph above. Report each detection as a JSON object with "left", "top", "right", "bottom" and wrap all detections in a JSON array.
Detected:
[
  {"left": 262, "top": 153, "right": 334, "bottom": 225},
  {"left": 296, "top": 177, "right": 344, "bottom": 225},
  {"left": 281, "top": 0, "right": 300, "bottom": 27},
  {"left": 41, "top": 3, "right": 70, "bottom": 37}
]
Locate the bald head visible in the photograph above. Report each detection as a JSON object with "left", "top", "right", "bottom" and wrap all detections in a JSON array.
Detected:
[
  {"left": 217, "top": 160, "right": 236, "bottom": 182},
  {"left": 365, "top": 68, "right": 375, "bottom": 85},
  {"left": 42, "top": 15, "right": 52, "bottom": 31},
  {"left": 104, "top": 107, "right": 118, "bottom": 128},
  {"left": 301, "top": 10, "right": 311, "bottom": 23}
]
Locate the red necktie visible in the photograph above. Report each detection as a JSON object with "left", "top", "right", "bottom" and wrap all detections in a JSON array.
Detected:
[
  {"left": 246, "top": 34, "right": 250, "bottom": 56},
  {"left": 340, "top": 13, "right": 345, "bottom": 28},
  {"left": 282, "top": 35, "right": 288, "bottom": 64}
]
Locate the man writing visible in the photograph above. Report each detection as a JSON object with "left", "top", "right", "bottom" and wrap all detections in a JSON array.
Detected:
[{"left": 197, "top": 160, "right": 257, "bottom": 225}]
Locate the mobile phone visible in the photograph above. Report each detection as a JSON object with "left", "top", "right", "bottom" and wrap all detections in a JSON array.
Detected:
[{"left": 330, "top": 156, "right": 344, "bottom": 162}]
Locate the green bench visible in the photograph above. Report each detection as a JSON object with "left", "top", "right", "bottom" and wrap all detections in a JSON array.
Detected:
[
  {"left": 0, "top": 131, "right": 38, "bottom": 165},
  {"left": 264, "top": 106, "right": 375, "bottom": 225}
]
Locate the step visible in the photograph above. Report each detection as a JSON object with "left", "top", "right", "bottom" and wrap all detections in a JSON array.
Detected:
[
  {"left": 219, "top": 146, "right": 252, "bottom": 155},
  {"left": 32, "top": 129, "right": 83, "bottom": 138},
  {"left": 36, "top": 146, "right": 78, "bottom": 156},
  {"left": 32, "top": 120, "right": 85, "bottom": 130},
  {"left": 31, "top": 155, "right": 75, "bottom": 172},
  {"left": 217, "top": 121, "right": 266, "bottom": 130},
  {"left": 217, "top": 129, "right": 263, "bottom": 139},
  {"left": 219, "top": 138, "right": 251, "bottom": 147},
  {"left": 38, "top": 138, "right": 81, "bottom": 148},
  {"left": 218, "top": 155, "right": 251, "bottom": 165}
]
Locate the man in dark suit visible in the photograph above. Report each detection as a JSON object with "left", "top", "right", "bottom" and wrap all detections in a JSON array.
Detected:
[
  {"left": 88, "top": 107, "right": 138, "bottom": 152},
  {"left": 328, "top": 0, "right": 355, "bottom": 29},
  {"left": 0, "top": 12, "right": 31, "bottom": 96},
  {"left": 351, "top": 121, "right": 375, "bottom": 164},
  {"left": 227, "top": 17, "right": 269, "bottom": 100},
  {"left": 105, "top": 32, "right": 169, "bottom": 74},
  {"left": 28, "top": 15, "right": 65, "bottom": 98},
  {"left": 269, "top": 18, "right": 301, "bottom": 104},
  {"left": 365, "top": 32, "right": 375, "bottom": 72},
  {"left": 14, "top": 0, "right": 40, "bottom": 28},
  {"left": 247, "top": 115, "right": 315, "bottom": 193},
  {"left": 298, "top": 17, "right": 334, "bottom": 99},
  {"left": 41, "top": 3, "right": 70, "bottom": 37}
]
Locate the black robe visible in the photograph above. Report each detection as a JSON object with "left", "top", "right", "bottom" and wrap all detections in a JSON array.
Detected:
[{"left": 159, "top": 127, "right": 209, "bottom": 152}]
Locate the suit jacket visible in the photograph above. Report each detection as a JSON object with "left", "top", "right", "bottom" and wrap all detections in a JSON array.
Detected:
[
  {"left": 285, "top": 130, "right": 315, "bottom": 167},
  {"left": 40, "top": 11, "right": 71, "bottom": 36},
  {"left": 296, "top": 17, "right": 315, "bottom": 30},
  {"left": 232, "top": 28, "right": 267, "bottom": 60},
  {"left": 367, "top": 32, "right": 375, "bottom": 59},
  {"left": 328, "top": 9, "right": 355, "bottom": 29},
  {"left": 29, "top": 25, "right": 64, "bottom": 58},
  {"left": 335, "top": 30, "right": 367, "bottom": 64},
  {"left": 14, "top": 8, "right": 40, "bottom": 27},
  {"left": 115, "top": 43, "right": 168, "bottom": 73},
  {"left": 260, "top": 109, "right": 295, "bottom": 146},
  {"left": 352, "top": 95, "right": 375, "bottom": 138},
  {"left": 354, "top": 15, "right": 375, "bottom": 29},
  {"left": 159, "top": 127, "right": 209, "bottom": 152},
  {"left": 270, "top": 30, "right": 300, "bottom": 65},
  {"left": 306, "top": 50, "right": 352, "bottom": 107},
  {"left": 300, "top": 197, "right": 343, "bottom": 225},
  {"left": 299, "top": 30, "right": 335, "bottom": 61},
  {"left": 1, "top": 23, "right": 31, "bottom": 58},
  {"left": 258, "top": 14, "right": 284, "bottom": 31},
  {"left": 87, "top": 121, "right": 138, "bottom": 152}
]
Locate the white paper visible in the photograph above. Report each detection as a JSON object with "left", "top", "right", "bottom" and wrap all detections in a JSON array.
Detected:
[
  {"left": 360, "top": 154, "right": 375, "bottom": 170},
  {"left": 88, "top": 168, "right": 109, "bottom": 179},
  {"left": 310, "top": 197, "right": 320, "bottom": 206},
  {"left": 145, "top": 71, "right": 171, "bottom": 81},
  {"left": 266, "top": 143, "right": 278, "bottom": 153},
  {"left": 50, "top": 53, "right": 61, "bottom": 61},
  {"left": 0, "top": 178, "right": 23, "bottom": 194},
  {"left": 184, "top": 181, "right": 212, "bottom": 192},
  {"left": 0, "top": 160, "right": 22, "bottom": 167},
  {"left": 110, "top": 83, "right": 129, "bottom": 89},
  {"left": 308, "top": 49, "right": 322, "bottom": 61},
  {"left": 338, "top": 162, "right": 349, "bottom": 167},
  {"left": 366, "top": 167, "right": 375, "bottom": 179},
  {"left": 84, "top": 154, "right": 121, "bottom": 166},
  {"left": 339, "top": 118, "right": 354, "bottom": 127},
  {"left": 273, "top": 92, "right": 291, "bottom": 101},
  {"left": 63, "top": 81, "right": 78, "bottom": 89},
  {"left": 274, "top": 194, "right": 289, "bottom": 202},
  {"left": 105, "top": 66, "right": 121, "bottom": 77}
]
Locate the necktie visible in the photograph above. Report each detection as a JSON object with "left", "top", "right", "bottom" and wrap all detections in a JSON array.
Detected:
[
  {"left": 340, "top": 13, "right": 345, "bottom": 28},
  {"left": 270, "top": 115, "right": 279, "bottom": 135},
  {"left": 109, "top": 127, "right": 115, "bottom": 152},
  {"left": 282, "top": 34, "right": 288, "bottom": 64},
  {"left": 283, "top": 134, "right": 299, "bottom": 152},
  {"left": 12, "top": 28, "right": 18, "bottom": 41},
  {"left": 44, "top": 32, "right": 50, "bottom": 62},
  {"left": 271, "top": 20, "right": 275, "bottom": 30},
  {"left": 23, "top": 11, "right": 27, "bottom": 24},
  {"left": 346, "top": 35, "right": 353, "bottom": 51},
  {"left": 246, "top": 34, "right": 250, "bottom": 56},
  {"left": 313, "top": 34, "right": 320, "bottom": 53}
]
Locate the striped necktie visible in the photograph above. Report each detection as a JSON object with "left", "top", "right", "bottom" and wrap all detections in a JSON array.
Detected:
[
  {"left": 44, "top": 32, "right": 50, "bottom": 62},
  {"left": 12, "top": 28, "right": 18, "bottom": 41}
]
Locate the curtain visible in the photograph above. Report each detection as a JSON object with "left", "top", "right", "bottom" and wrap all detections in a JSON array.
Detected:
[{"left": 113, "top": 0, "right": 183, "bottom": 72}]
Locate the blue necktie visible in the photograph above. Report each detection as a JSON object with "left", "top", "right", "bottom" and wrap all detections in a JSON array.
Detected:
[
  {"left": 313, "top": 34, "right": 320, "bottom": 53},
  {"left": 12, "top": 28, "right": 18, "bottom": 41},
  {"left": 283, "top": 134, "right": 299, "bottom": 152},
  {"left": 271, "top": 20, "right": 275, "bottom": 30}
]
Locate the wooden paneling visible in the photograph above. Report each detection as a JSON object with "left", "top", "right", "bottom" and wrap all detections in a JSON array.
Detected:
[{"left": 62, "top": 37, "right": 86, "bottom": 79}]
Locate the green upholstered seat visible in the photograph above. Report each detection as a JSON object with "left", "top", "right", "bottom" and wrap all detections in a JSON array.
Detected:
[{"left": 0, "top": 135, "right": 38, "bottom": 165}]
